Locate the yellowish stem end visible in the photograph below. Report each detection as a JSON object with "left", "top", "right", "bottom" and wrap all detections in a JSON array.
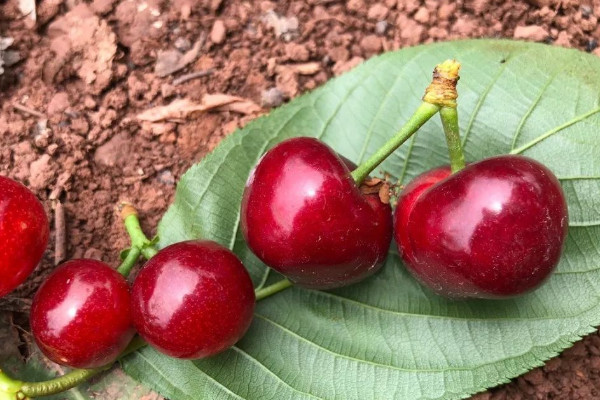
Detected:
[
  {"left": 422, "top": 59, "right": 461, "bottom": 108},
  {"left": 118, "top": 201, "right": 138, "bottom": 221}
]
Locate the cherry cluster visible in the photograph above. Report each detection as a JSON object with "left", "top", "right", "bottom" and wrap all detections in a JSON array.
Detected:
[
  {"left": 0, "top": 60, "right": 569, "bottom": 397},
  {"left": 242, "top": 138, "right": 568, "bottom": 298},
  {"left": 1, "top": 176, "right": 254, "bottom": 369}
]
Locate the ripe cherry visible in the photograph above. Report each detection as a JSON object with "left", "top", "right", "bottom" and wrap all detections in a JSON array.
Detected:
[
  {"left": 0, "top": 176, "right": 49, "bottom": 298},
  {"left": 30, "top": 259, "right": 135, "bottom": 368},
  {"left": 131, "top": 240, "right": 255, "bottom": 359},
  {"left": 241, "top": 137, "right": 393, "bottom": 290},
  {"left": 394, "top": 155, "right": 568, "bottom": 298}
]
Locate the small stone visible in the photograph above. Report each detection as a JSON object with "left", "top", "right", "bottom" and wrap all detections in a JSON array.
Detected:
[
  {"left": 581, "top": 4, "right": 593, "bottom": 18},
  {"left": 523, "top": 368, "right": 545, "bottom": 385},
  {"left": 275, "top": 67, "right": 298, "bottom": 98},
  {"left": 174, "top": 37, "right": 191, "bottom": 51},
  {"left": 94, "top": 132, "right": 131, "bottom": 168},
  {"left": 553, "top": 31, "right": 571, "bottom": 47},
  {"left": 586, "top": 39, "right": 598, "bottom": 52},
  {"left": 367, "top": 3, "right": 389, "bottom": 20},
  {"left": 438, "top": 3, "right": 455, "bottom": 19},
  {"left": 347, "top": 0, "right": 364, "bottom": 12},
  {"left": 468, "top": 0, "right": 487, "bottom": 14},
  {"left": 284, "top": 42, "right": 310, "bottom": 61},
  {"left": 397, "top": 14, "right": 424, "bottom": 45},
  {"left": 375, "top": 20, "right": 388, "bottom": 35},
  {"left": 329, "top": 46, "right": 350, "bottom": 62},
  {"left": 210, "top": 20, "right": 226, "bottom": 44},
  {"left": 157, "top": 169, "right": 175, "bottom": 186},
  {"left": 403, "top": 0, "right": 420, "bottom": 13},
  {"left": 514, "top": 25, "right": 549, "bottom": 41},
  {"left": 360, "top": 35, "right": 382, "bottom": 54},
  {"left": 413, "top": 7, "right": 429, "bottom": 24},
  {"left": 332, "top": 56, "right": 364, "bottom": 76},
  {"left": 47, "top": 92, "right": 70, "bottom": 116},
  {"left": 161, "top": 83, "right": 176, "bottom": 98},
  {"left": 84, "top": 96, "right": 97, "bottom": 109},
  {"left": 83, "top": 248, "right": 103, "bottom": 260},
  {"left": 263, "top": 11, "right": 299, "bottom": 41},
  {"left": 29, "top": 154, "right": 55, "bottom": 190},
  {"left": 453, "top": 18, "right": 477, "bottom": 36}
]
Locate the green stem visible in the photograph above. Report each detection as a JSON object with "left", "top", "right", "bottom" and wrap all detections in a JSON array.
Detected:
[
  {"left": 439, "top": 107, "right": 465, "bottom": 173},
  {"left": 116, "top": 246, "right": 142, "bottom": 277},
  {"left": 123, "top": 213, "right": 158, "bottom": 259},
  {"left": 350, "top": 102, "right": 440, "bottom": 184},
  {"left": 351, "top": 59, "right": 462, "bottom": 185},
  {"left": 19, "top": 337, "right": 147, "bottom": 399},
  {"left": 255, "top": 279, "right": 293, "bottom": 301},
  {"left": 0, "top": 369, "right": 23, "bottom": 400}
]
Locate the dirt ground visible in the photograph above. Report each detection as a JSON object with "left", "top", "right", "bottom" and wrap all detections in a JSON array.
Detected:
[{"left": 1, "top": 0, "right": 600, "bottom": 398}]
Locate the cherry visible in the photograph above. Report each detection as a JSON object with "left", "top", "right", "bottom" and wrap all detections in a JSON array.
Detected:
[
  {"left": 241, "top": 137, "right": 393, "bottom": 290},
  {"left": 0, "top": 176, "right": 49, "bottom": 298},
  {"left": 394, "top": 155, "right": 568, "bottom": 299},
  {"left": 131, "top": 240, "right": 255, "bottom": 359},
  {"left": 30, "top": 259, "right": 135, "bottom": 368}
]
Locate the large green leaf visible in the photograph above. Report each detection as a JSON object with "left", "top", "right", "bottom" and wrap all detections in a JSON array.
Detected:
[{"left": 122, "top": 40, "right": 600, "bottom": 399}]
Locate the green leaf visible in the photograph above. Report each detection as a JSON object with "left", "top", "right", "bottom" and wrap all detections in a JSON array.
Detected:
[{"left": 123, "top": 40, "right": 600, "bottom": 399}]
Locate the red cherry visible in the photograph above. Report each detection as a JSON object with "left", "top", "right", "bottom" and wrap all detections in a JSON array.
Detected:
[
  {"left": 131, "top": 240, "right": 255, "bottom": 359},
  {"left": 241, "top": 137, "right": 393, "bottom": 289},
  {"left": 30, "top": 259, "right": 134, "bottom": 368},
  {"left": 394, "top": 155, "right": 568, "bottom": 298},
  {"left": 0, "top": 176, "right": 49, "bottom": 298}
]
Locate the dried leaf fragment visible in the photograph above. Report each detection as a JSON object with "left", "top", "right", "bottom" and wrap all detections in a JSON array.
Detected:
[
  {"left": 18, "top": 0, "right": 37, "bottom": 26},
  {"left": 137, "top": 94, "right": 261, "bottom": 122},
  {"left": 154, "top": 35, "right": 205, "bottom": 78}
]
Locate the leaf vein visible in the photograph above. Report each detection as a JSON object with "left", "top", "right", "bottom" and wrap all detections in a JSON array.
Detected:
[
  {"left": 510, "top": 72, "right": 558, "bottom": 150},
  {"left": 510, "top": 106, "right": 600, "bottom": 155}
]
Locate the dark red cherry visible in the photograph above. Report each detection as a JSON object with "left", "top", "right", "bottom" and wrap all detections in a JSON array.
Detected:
[
  {"left": 241, "top": 137, "right": 393, "bottom": 290},
  {"left": 0, "top": 176, "right": 49, "bottom": 298},
  {"left": 30, "top": 259, "right": 134, "bottom": 368},
  {"left": 394, "top": 155, "right": 568, "bottom": 299},
  {"left": 131, "top": 240, "right": 255, "bottom": 359}
]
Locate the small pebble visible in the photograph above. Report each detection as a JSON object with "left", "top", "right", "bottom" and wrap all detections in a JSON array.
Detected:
[
  {"left": 210, "top": 20, "right": 226, "bottom": 44},
  {"left": 261, "top": 87, "right": 285, "bottom": 108},
  {"left": 174, "top": 37, "right": 191, "bottom": 51},
  {"left": 158, "top": 169, "right": 175, "bottom": 186},
  {"left": 586, "top": 39, "right": 598, "bottom": 52},
  {"left": 375, "top": 20, "right": 388, "bottom": 35},
  {"left": 514, "top": 25, "right": 549, "bottom": 42}
]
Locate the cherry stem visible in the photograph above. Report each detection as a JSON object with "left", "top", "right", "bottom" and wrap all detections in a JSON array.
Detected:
[
  {"left": 439, "top": 107, "right": 465, "bottom": 173},
  {"left": 116, "top": 246, "right": 142, "bottom": 277},
  {"left": 255, "top": 279, "right": 293, "bottom": 301},
  {"left": 350, "top": 102, "right": 440, "bottom": 185},
  {"left": 350, "top": 59, "right": 461, "bottom": 185},
  {"left": 17, "top": 336, "right": 147, "bottom": 399},
  {"left": 121, "top": 208, "right": 158, "bottom": 261}
]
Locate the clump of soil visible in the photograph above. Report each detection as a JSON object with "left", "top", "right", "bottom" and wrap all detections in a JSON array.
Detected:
[{"left": 1, "top": 0, "right": 599, "bottom": 398}]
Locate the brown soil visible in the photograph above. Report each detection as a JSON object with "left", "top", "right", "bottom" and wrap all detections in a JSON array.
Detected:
[{"left": 1, "top": 0, "right": 599, "bottom": 399}]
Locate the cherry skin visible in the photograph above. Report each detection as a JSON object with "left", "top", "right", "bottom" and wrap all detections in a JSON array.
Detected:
[
  {"left": 0, "top": 176, "right": 49, "bottom": 298},
  {"left": 131, "top": 240, "right": 255, "bottom": 359},
  {"left": 241, "top": 137, "right": 393, "bottom": 290},
  {"left": 30, "top": 259, "right": 135, "bottom": 368},
  {"left": 394, "top": 155, "right": 568, "bottom": 299}
]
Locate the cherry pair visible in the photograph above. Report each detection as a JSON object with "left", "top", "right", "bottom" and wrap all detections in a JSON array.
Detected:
[
  {"left": 241, "top": 137, "right": 568, "bottom": 299},
  {"left": 30, "top": 241, "right": 255, "bottom": 369}
]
